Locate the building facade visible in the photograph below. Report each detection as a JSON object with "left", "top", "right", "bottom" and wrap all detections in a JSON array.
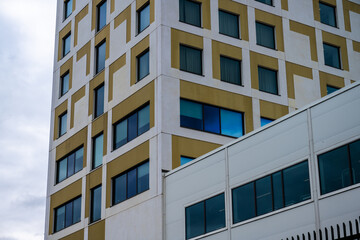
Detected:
[{"left": 45, "top": 0, "right": 360, "bottom": 239}]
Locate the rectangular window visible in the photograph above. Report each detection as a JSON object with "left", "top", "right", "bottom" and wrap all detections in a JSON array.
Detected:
[
  {"left": 112, "top": 161, "right": 149, "bottom": 205},
  {"left": 180, "top": 45, "right": 202, "bottom": 75},
  {"left": 326, "top": 85, "right": 339, "bottom": 95},
  {"left": 95, "top": 41, "right": 106, "bottom": 74},
  {"left": 319, "top": 2, "right": 337, "bottom": 27},
  {"left": 63, "top": 33, "right": 71, "bottom": 57},
  {"left": 138, "top": 3, "right": 150, "bottom": 33},
  {"left": 318, "top": 139, "right": 360, "bottom": 195},
  {"left": 258, "top": 66, "right": 278, "bottom": 95},
  {"left": 256, "top": 22, "right": 275, "bottom": 49},
  {"left": 219, "top": 10, "right": 239, "bottom": 39},
  {"left": 90, "top": 185, "right": 102, "bottom": 223},
  {"left": 54, "top": 196, "right": 81, "bottom": 232},
  {"left": 181, "top": 156, "right": 195, "bottom": 165},
  {"left": 232, "top": 161, "right": 310, "bottom": 224},
  {"left": 113, "top": 104, "right": 150, "bottom": 150},
  {"left": 256, "top": 0, "right": 272, "bottom": 5},
  {"left": 137, "top": 49, "right": 150, "bottom": 81},
  {"left": 97, "top": 0, "right": 107, "bottom": 31},
  {"left": 59, "top": 112, "right": 67, "bottom": 137},
  {"left": 92, "top": 133, "right": 103, "bottom": 169},
  {"left": 60, "top": 71, "right": 69, "bottom": 97},
  {"left": 323, "top": 43, "right": 341, "bottom": 69},
  {"left": 260, "top": 117, "right": 273, "bottom": 126},
  {"left": 64, "top": 0, "right": 73, "bottom": 19},
  {"left": 180, "top": 99, "right": 244, "bottom": 138},
  {"left": 179, "top": 0, "right": 201, "bottom": 27},
  {"left": 94, "top": 84, "right": 104, "bottom": 118},
  {"left": 185, "top": 193, "right": 225, "bottom": 239},
  {"left": 56, "top": 147, "right": 83, "bottom": 183},
  {"left": 220, "top": 56, "right": 241, "bottom": 85}
]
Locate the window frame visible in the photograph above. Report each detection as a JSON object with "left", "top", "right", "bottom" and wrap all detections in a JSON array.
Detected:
[
  {"left": 179, "top": 44, "right": 203, "bottom": 76},
  {"left": 218, "top": 9, "right": 240, "bottom": 39},
  {"left": 137, "top": 48, "right": 150, "bottom": 82},
  {"left": 257, "top": 66, "right": 279, "bottom": 95},
  {"left": 255, "top": 21, "right": 276, "bottom": 50},
  {"left": 180, "top": 156, "right": 195, "bottom": 166},
  {"left": 94, "top": 84, "right": 104, "bottom": 118},
  {"left": 220, "top": 55, "right": 242, "bottom": 86},
  {"left": 62, "top": 32, "right": 71, "bottom": 58},
  {"left": 260, "top": 117, "right": 273, "bottom": 127},
  {"left": 92, "top": 132, "right": 103, "bottom": 170},
  {"left": 95, "top": 40, "right": 106, "bottom": 75},
  {"left": 319, "top": 1, "right": 337, "bottom": 27},
  {"left": 54, "top": 196, "right": 82, "bottom": 233},
  {"left": 90, "top": 185, "right": 102, "bottom": 223},
  {"left": 60, "top": 71, "right": 70, "bottom": 97},
  {"left": 64, "top": 0, "right": 73, "bottom": 20},
  {"left": 255, "top": 0, "right": 273, "bottom": 6},
  {"left": 137, "top": 2, "right": 150, "bottom": 34},
  {"left": 96, "top": 0, "right": 107, "bottom": 32},
  {"left": 323, "top": 42, "right": 341, "bottom": 69},
  {"left": 326, "top": 85, "right": 339, "bottom": 95},
  {"left": 179, "top": 0, "right": 202, "bottom": 28},
  {"left": 58, "top": 111, "right": 68, "bottom": 137},
  {"left": 56, "top": 146, "right": 84, "bottom": 184}
]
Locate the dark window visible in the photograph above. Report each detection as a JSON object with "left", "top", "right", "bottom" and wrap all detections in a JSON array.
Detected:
[
  {"left": 94, "top": 84, "right": 104, "bottom": 118},
  {"left": 138, "top": 3, "right": 150, "bottom": 33},
  {"left": 60, "top": 71, "right": 69, "bottom": 97},
  {"left": 323, "top": 43, "right": 341, "bottom": 69},
  {"left": 113, "top": 104, "right": 150, "bottom": 149},
  {"left": 256, "top": 0, "right": 272, "bottom": 5},
  {"left": 180, "top": 99, "right": 244, "bottom": 138},
  {"left": 90, "top": 185, "right": 101, "bottom": 223},
  {"left": 180, "top": 156, "right": 195, "bottom": 165},
  {"left": 63, "top": 33, "right": 71, "bottom": 57},
  {"left": 112, "top": 161, "right": 149, "bottom": 205},
  {"left": 96, "top": 41, "right": 106, "bottom": 74},
  {"left": 219, "top": 10, "right": 239, "bottom": 38},
  {"left": 185, "top": 193, "right": 225, "bottom": 239},
  {"left": 56, "top": 147, "right": 83, "bottom": 183},
  {"left": 97, "top": 0, "right": 107, "bottom": 31},
  {"left": 232, "top": 161, "right": 310, "bottom": 224},
  {"left": 92, "top": 133, "right": 103, "bottom": 169},
  {"left": 137, "top": 49, "right": 150, "bottom": 81},
  {"left": 260, "top": 117, "right": 273, "bottom": 126},
  {"left": 180, "top": 45, "right": 202, "bottom": 75},
  {"left": 54, "top": 196, "right": 81, "bottom": 232},
  {"left": 220, "top": 56, "right": 241, "bottom": 85},
  {"left": 59, "top": 112, "right": 67, "bottom": 137},
  {"left": 256, "top": 22, "right": 275, "bottom": 49},
  {"left": 318, "top": 139, "right": 360, "bottom": 195},
  {"left": 179, "top": 0, "right": 201, "bottom": 27},
  {"left": 319, "top": 2, "right": 336, "bottom": 27},
  {"left": 64, "top": 0, "right": 73, "bottom": 19},
  {"left": 326, "top": 85, "right": 339, "bottom": 95},
  {"left": 258, "top": 66, "right": 278, "bottom": 95}
]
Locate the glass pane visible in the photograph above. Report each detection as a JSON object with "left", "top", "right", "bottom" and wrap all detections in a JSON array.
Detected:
[
  {"left": 186, "top": 202, "right": 205, "bottom": 239},
  {"left": 67, "top": 153, "right": 75, "bottom": 177},
  {"left": 220, "top": 109, "right": 243, "bottom": 137},
  {"left": 72, "top": 197, "right": 81, "bottom": 224},
  {"left": 65, "top": 0, "right": 72, "bottom": 18},
  {"left": 114, "top": 120, "right": 127, "bottom": 149},
  {"left": 138, "top": 105, "right": 150, "bottom": 135},
  {"left": 139, "top": 4, "right": 150, "bottom": 32},
  {"left": 326, "top": 85, "right": 339, "bottom": 95},
  {"left": 232, "top": 182, "right": 255, "bottom": 223},
  {"left": 65, "top": 201, "right": 73, "bottom": 227},
  {"left": 91, "top": 186, "right": 102, "bottom": 222},
  {"left": 272, "top": 172, "right": 284, "bottom": 210},
  {"left": 180, "top": 0, "right": 201, "bottom": 27},
  {"left": 55, "top": 205, "right": 65, "bottom": 232},
  {"left": 137, "top": 162, "right": 149, "bottom": 193},
  {"left": 74, "top": 147, "right": 83, "bottom": 173},
  {"left": 59, "top": 112, "right": 67, "bottom": 136},
  {"left": 220, "top": 56, "right": 241, "bottom": 85},
  {"left": 98, "top": 1, "right": 107, "bottom": 31},
  {"left": 350, "top": 140, "right": 360, "bottom": 184},
  {"left": 319, "top": 146, "right": 351, "bottom": 194},
  {"left": 205, "top": 194, "right": 225, "bottom": 233},
  {"left": 181, "top": 156, "right": 194, "bottom": 165},
  {"left": 127, "top": 169, "right": 137, "bottom": 198},
  {"left": 93, "top": 134, "right": 103, "bottom": 169},
  {"left": 96, "top": 42, "right": 106, "bottom": 73},
  {"left": 113, "top": 174, "right": 127, "bottom": 204},
  {"left": 63, "top": 34, "right": 71, "bottom": 56},
  {"left": 180, "top": 45, "right": 202, "bottom": 75},
  {"left": 128, "top": 113, "right": 138, "bottom": 142},
  {"left": 57, "top": 158, "right": 67, "bottom": 183},
  {"left": 323, "top": 43, "right": 340, "bottom": 69},
  {"left": 256, "top": 0, "right": 272, "bottom": 5},
  {"left": 95, "top": 85, "right": 104, "bottom": 118},
  {"left": 180, "top": 99, "right": 203, "bottom": 130},
  {"left": 61, "top": 72, "right": 69, "bottom": 96},
  {"left": 204, "top": 105, "right": 220, "bottom": 134},
  {"left": 258, "top": 66, "right": 278, "bottom": 95},
  {"left": 219, "top": 10, "right": 239, "bottom": 38},
  {"left": 256, "top": 22, "right": 275, "bottom": 49},
  {"left": 138, "top": 50, "right": 149, "bottom": 81},
  {"left": 283, "top": 161, "right": 311, "bottom": 206},
  {"left": 256, "top": 176, "right": 273, "bottom": 216},
  {"left": 320, "top": 2, "right": 336, "bottom": 27},
  {"left": 261, "top": 117, "right": 273, "bottom": 127}
]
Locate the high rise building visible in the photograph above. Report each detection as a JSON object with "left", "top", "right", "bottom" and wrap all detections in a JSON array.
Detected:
[{"left": 45, "top": 0, "right": 360, "bottom": 239}]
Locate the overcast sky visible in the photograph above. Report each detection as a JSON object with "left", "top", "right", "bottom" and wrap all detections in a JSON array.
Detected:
[{"left": 0, "top": 0, "right": 56, "bottom": 239}]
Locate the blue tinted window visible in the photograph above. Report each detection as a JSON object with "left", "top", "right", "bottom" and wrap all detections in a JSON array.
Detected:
[
  {"left": 326, "top": 85, "right": 339, "bottom": 95},
  {"left": 181, "top": 156, "right": 194, "bottom": 166},
  {"left": 67, "top": 153, "right": 75, "bottom": 177},
  {"left": 219, "top": 10, "right": 239, "bottom": 38},
  {"left": 256, "top": 0, "right": 272, "bottom": 5},
  {"left": 186, "top": 202, "right": 204, "bottom": 239},
  {"left": 272, "top": 172, "right": 284, "bottom": 210},
  {"left": 113, "top": 174, "right": 127, "bottom": 204},
  {"left": 59, "top": 112, "right": 67, "bottom": 137},
  {"left": 128, "top": 113, "right": 138, "bottom": 142},
  {"left": 323, "top": 43, "right": 341, "bottom": 69},
  {"left": 261, "top": 117, "right": 273, "bottom": 126},
  {"left": 97, "top": 1, "right": 107, "bottom": 31},
  {"left": 138, "top": 3, "right": 150, "bottom": 33},
  {"left": 320, "top": 2, "right": 336, "bottom": 27},
  {"left": 94, "top": 85, "right": 104, "bottom": 118},
  {"left": 220, "top": 109, "right": 243, "bottom": 138},
  {"left": 204, "top": 105, "right": 220, "bottom": 134},
  {"left": 91, "top": 185, "right": 101, "bottom": 223},
  {"left": 72, "top": 197, "right": 81, "bottom": 224},
  {"left": 256, "top": 22, "right": 275, "bottom": 49},
  {"left": 57, "top": 147, "right": 84, "bottom": 184},
  {"left": 93, "top": 134, "right": 103, "bottom": 169},
  {"left": 256, "top": 176, "right": 273, "bottom": 215},
  {"left": 57, "top": 159, "right": 67, "bottom": 183},
  {"left": 180, "top": 99, "right": 203, "bottom": 130},
  {"left": 60, "top": 72, "right": 69, "bottom": 97},
  {"left": 350, "top": 141, "right": 360, "bottom": 184},
  {"left": 127, "top": 168, "right": 137, "bottom": 198},
  {"left": 232, "top": 182, "right": 255, "bottom": 223},
  {"left": 65, "top": 201, "right": 73, "bottom": 227},
  {"left": 63, "top": 34, "right": 71, "bottom": 57},
  {"left": 205, "top": 194, "right": 225, "bottom": 233},
  {"left": 258, "top": 66, "right": 278, "bottom": 95},
  {"left": 179, "top": 0, "right": 201, "bottom": 27},
  {"left": 74, "top": 148, "right": 83, "bottom": 173},
  {"left": 180, "top": 45, "right": 202, "bottom": 75},
  {"left": 137, "top": 162, "right": 149, "bottom": 193},
  {"left": 55, "top": 205, "right": 65, "bottom": 232},
  {"left": 64, "top": 0, "right": 72, "bottom": 19},
  {"left": 55, "top": 197, "right": 81, "bottom": 232},
  {"left": 138, "top": 50, "right": 149, "bottom": 81},
  {"left": 114, "top": 120, "right": 127, "bottom": 149},
  {"left": 220, "top": 56, "right": 241, "bottom": 85},
  {"left": 96, "top": 41, "right": 106, "bottom": 74},
  {"left": 138, "top": 105, "right": 150, "bottom": 135}
]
